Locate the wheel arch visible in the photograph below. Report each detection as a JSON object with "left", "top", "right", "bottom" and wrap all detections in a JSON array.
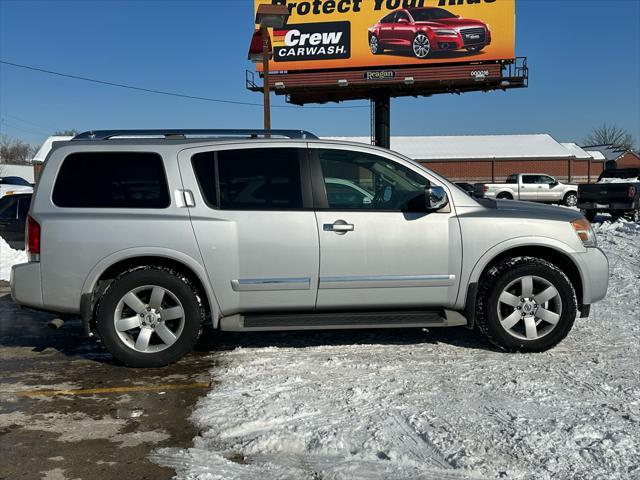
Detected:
[
  {"left": 465, "top": 240, "right": 584, "bottom": 312},
  {"left": 82, "top": 248, "right": 221, "bottom": 330}
]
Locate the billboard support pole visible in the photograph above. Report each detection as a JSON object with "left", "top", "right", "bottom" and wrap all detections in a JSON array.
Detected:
[
  {"left": 373, "top": 94, "right": 390, "bottom": 149},
  {"left": 261, "top": 25, "right": 271, "bottom": 136}
]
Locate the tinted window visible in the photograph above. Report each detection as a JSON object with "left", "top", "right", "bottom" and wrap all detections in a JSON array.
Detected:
[
  {"left": 396, "top": 11, "right": 410, "bottom": 22},
  {"left": 506, "top": 174, "right": 518, "bottom": 183},
  {"left": 217, "top": 148, "right": 302, "bottom": 210},
  {"left": 317, "top": 149, "right": 428, "bottom": 211},
  {"left": 53, "top": 152, "right": 169, "bottom": 208},
  {"left": 409, "top": 8, "right": 457, "bottom": 21},
  {"left": 192, "top": 152, "right": 218, "bottom": 207},
  {"left": 0, "top": 197, "right": 18, "bottom": 219},
  {"left": 17, "top": 197, "right": 31, "bottom": 218},
  {"left": 380, "top": 12, "right": 396, "bottom": 23},
  {"left": 522, "top": 175, "right": 538, "bottom": 184},
  {"left": 538, "top": 175, "right": 555, "bottom": 184},
  {"left": 0, "top": 176, "right": 31, "bottom": 186}
]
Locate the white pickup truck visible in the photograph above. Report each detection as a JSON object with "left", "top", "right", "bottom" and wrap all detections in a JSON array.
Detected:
[{"left": 474, "top": 174, "right": 579, "bottom": 206}]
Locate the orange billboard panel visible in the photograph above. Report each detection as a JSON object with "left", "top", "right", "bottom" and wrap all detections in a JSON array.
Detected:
[{"left": 254, "top": 0, "right": 515, "bottom": 72}]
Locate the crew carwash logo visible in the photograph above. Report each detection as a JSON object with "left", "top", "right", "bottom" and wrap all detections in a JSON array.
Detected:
[{"left": 273, "top": 21, "right": 351, "bottom": 61}]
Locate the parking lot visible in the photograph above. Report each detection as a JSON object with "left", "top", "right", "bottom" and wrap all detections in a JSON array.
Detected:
[{"left": 0, "top": 280, "right": 214, "bottom": 480}]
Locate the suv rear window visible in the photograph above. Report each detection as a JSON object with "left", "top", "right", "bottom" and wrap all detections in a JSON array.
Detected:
[
  {"left": 192, "top": 148, "right": 303, "bottom": 210},
  {"left": 53, "top": 152, "right": 170, "bottom": 208}
]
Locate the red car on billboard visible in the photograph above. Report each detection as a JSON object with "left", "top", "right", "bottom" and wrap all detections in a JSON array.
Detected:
[{"left": 368, "top": 7, "right": 491, "bottom": 59}]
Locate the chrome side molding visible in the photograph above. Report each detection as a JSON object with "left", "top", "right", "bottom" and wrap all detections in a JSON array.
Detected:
[{"left": 231, "top": 277, "right": 311, "bottom": 292}]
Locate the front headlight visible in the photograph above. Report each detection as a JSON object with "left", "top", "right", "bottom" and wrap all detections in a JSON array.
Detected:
[
  {"left": 571, "top": 218, "right": 597, "bottom": 247},
  {"left": 435, "top": 29, "right": 457, "bottom": 36}
]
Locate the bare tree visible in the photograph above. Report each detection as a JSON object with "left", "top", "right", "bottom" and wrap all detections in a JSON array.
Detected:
[
  {"left": 583, "top": 124, "right": 636, "bottom": 150},
  {"left": 0, "top": 134, "right": 35, "bottom": 164}
]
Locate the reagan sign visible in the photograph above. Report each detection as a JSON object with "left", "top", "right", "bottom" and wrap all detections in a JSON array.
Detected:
[{"left": 254, "top": 0, "right": 515, "bottom": 72}]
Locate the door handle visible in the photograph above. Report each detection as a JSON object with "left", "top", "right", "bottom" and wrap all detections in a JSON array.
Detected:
[{"left": 323, "top": 220, "right": 354, "bottom": 235}]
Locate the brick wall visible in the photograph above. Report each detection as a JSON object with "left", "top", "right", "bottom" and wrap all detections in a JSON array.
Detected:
[
  {"left": 419, "top": 158, "right": 605, "bottom": 184},
  {"left": 616, "top": 152, "right": 640, "bottom": 169}
]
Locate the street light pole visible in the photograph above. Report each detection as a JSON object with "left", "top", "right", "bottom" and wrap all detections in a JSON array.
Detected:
[{"left": 261, "top": 25, "right": 271, "bottom": 134}]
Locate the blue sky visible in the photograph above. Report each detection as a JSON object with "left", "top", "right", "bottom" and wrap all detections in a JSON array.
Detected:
[{"left": 1, "top": 0, "right": 639, "bottom": 147}]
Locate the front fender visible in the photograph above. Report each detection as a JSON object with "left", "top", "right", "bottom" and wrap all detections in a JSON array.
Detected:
[{"left": 456, "top": 236, "right": 582, "bottom": 309}]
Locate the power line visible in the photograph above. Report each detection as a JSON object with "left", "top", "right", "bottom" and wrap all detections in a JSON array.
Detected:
[{"left": 0, "top": 60, "right": 367, "bottom": 110}]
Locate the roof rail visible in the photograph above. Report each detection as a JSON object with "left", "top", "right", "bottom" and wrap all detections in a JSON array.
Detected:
[{"left": 71, "top": 129, "right": 318, "bottom": 141}]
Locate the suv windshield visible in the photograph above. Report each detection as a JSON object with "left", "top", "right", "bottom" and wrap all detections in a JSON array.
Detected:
[{"left": 409, "top": 8, "right": 457, "bottom": 21}]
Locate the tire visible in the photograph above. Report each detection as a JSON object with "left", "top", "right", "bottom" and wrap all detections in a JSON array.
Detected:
[
  {"left": 563, "top": 192, "right": 578, "bottom": 207},
  {"left": 476, "top": 257, "right": 577, "bottom": 352},
  {"left": 497, "top": 192, "right": 513, "bottom": 200},
  {"left": 369, "top": 35, "right": 383, "bottom": 55},
  {"left": 412, "top": 33, "right": 431, "bottom": 59},
  {"left": 624, "top": 208, "right": 640, "bottom": 223},
  {"left": 96, "top": 267, "right": 204, "bottom": 367},
  {"left": 583, "top": 209, "right": 597, "bottom": 222}
]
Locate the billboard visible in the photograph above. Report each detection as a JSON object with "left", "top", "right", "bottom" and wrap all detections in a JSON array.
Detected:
[{"left": 254, "top": 0, "right": 515, "bottom": 72}]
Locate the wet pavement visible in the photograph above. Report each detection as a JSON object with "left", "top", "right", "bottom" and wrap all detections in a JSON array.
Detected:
[{"left": 0, "top": 280, "right": 214, "bottom": 480}]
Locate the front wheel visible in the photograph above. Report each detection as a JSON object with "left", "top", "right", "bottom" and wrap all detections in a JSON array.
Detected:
[
  {"left": 412, "top": 33, "right": 431, "bottom": 59},
  {"left": 96, "top": 267, "right": 203, "bottom": 367},
  {"left": 563, "top": 192, "right": 578, "bottom": 207},
  {"left": 476, "top": 257, "right": 577, "bottom": 352}
]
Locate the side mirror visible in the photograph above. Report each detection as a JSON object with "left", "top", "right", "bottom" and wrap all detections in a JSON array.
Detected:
[
  {"left": 549, "top": 181, "right": 558, "bottom": 187},
  {"left": 425, "top": 186, "right": 449, "bottom": 211},
  {"left": 397, "top": 18, "right": 409, "bottom": 24}
]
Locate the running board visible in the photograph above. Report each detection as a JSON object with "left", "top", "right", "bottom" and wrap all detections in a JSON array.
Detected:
[{"left": 219, "top": 309, "right": 467, "bottom": 332}]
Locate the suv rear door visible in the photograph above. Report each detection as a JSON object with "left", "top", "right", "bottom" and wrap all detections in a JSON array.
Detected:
[
  {"left": 310, "top": 145, "right": 462, "bottom": 309},
  {"left": 178, "top": 144, "right": 319, "bottom": 315}
]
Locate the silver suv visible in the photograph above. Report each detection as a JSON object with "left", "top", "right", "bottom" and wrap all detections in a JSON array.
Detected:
[{"left": 11, "top": 130, "right": 609, "bottom": 367}]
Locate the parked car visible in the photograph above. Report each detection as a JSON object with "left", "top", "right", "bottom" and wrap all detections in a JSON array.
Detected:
[
  {"left": 11, "top": 129, "right": 608, "bottom": 367},
  {"left": 455, "top": 182, "right": 475, "bottom": 196},
  {"left": 0, "top": 176, "right": 33, "bottom": 199},
  {"left": 368, "top": 7, "right": 491, "bottom": 59},
  {"left": 578, "top": 168, "right": 640, "bottom": 222},
  {"left": 474, "top": 174, "right": 579, "bottom": 206},
  {"left": 0, "top": 192, "right": 32, "bottom": 250}
]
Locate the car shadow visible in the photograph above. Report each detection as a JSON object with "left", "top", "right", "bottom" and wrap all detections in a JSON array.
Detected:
[{"left": 0, "top": 293, "right": 499, "bottom": 366}]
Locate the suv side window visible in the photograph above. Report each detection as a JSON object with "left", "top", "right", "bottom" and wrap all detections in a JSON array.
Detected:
[
  {"left": 217, "top": 148, "right": 303, "bottom": 210},
  {"left": 316, "top": 149, "right": 428, "bottom": 211},
  {"left": 52, "top": 152, "right": 169, "bottom": 208}
]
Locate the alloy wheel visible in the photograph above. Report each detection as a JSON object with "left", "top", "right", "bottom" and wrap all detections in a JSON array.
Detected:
[
  {"left": 413, "top": 34, "right": 430, "bottom": 58},
  {"left": 565, "top": 194, "right": 578, "bottom": 207},
  {"left": 370, "top": 36, "right": 379, "bottom": 54},
  {"left": 113, "top": 285, "right": 185, "bottom": 353},
  {"left": 497, "top": 275, "right": 563, "bottom": 341}
]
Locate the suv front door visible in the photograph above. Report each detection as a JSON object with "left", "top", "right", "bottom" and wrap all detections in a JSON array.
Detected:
[
  {"left": 178, "top": 145, "right": 319, "bottom": 315},
  {"left": 310, "top": 146, "right": 462, "bottom": 309}
]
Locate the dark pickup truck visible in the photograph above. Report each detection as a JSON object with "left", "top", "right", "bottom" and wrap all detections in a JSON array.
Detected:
[{"left": 578, "top": 168, "right": 640, "bottom": 222}]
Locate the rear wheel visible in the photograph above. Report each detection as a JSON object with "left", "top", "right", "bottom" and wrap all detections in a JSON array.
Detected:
[
  {"left": 497, "top": 192, "right": 513, "bottom": 200},
  {"left": 563, "top": 192, "right": 578, "bottom": 207},
  {"left": 476, "top": 257, "right": 577, "bottom": 352},
  {"left": 97, "top": 267, "right": 203, "bottom": 367},
  {"left": 369, "top": 35, "right": 383, "bottom": 55},
  {"left": 582, "top": 209, "right": 597, "bottom": 222}
]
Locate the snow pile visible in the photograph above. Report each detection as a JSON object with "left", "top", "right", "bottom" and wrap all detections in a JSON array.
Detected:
[
  {"left": 154, "top": 220, "right": 640, "bottom": 480},
  {"left": 0, "top": 236, "right": 27, "bottom": 281}
]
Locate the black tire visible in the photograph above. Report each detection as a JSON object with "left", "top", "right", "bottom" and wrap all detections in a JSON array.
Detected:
[
  {"left": 96, "top": 267, "right": 204, "bottom": 367},
  {"left": 369, "top": 35, "right": 383, "bottom": 55},
  {"left": 583, "top": 209, "right": 597, "bottom": 222},
  {"left": 497, "top": 193, "right": 513, "bottom": 200},
  {"left": 563, "top": 191, "right": 578, "bottom": 207},
  {"left": 476, "top": 257, "right": 577, "bottom": 352},
  {"left": 624, "top": 208, "right": 640, "bottom": 223}
]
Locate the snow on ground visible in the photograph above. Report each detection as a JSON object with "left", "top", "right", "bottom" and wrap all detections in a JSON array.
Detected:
[
  {"left": 0, "top": 236, "right": 27, "bottom": 281},
  {"left": 153, "top": 220, "right": 638, "bottom": 479}
]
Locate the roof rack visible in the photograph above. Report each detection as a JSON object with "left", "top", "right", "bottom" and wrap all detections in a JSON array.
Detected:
[{"left": 71, "top": 129, "right": 318, "bottom": 141}]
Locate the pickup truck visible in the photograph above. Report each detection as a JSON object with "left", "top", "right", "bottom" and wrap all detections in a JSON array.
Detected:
[
  {"left": 474, "top": 174, "right": 578, "bottom": 206},
  {"left": 578, "top": 168, "right": 640, "bottom": 222}
]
